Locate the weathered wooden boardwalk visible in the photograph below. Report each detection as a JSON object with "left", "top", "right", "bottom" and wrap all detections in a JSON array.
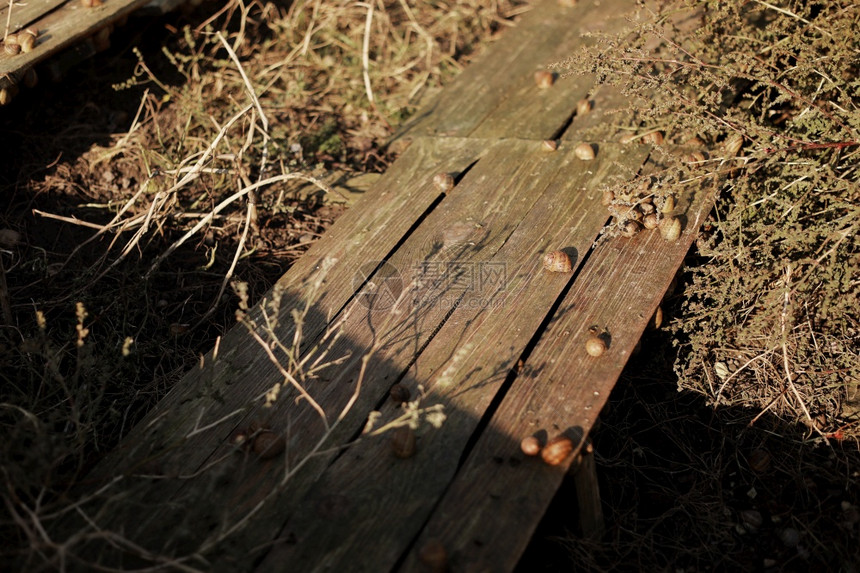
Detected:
[
  {"left": 57, "top": 1, "right": 717, "bottom": 570},
  {"left": 0, "top": 0, "right": 180, "bottom": 100}
]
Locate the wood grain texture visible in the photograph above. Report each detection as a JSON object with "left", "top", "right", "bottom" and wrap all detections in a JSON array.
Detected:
[
  {"left": 392, "top": 0, "right": 643, "bottom": 143},
  {"left": 0, "top": 0, "right": 149, "bottom": 89},
  {"left": 398, "top": 163, "right": 719, "bottom": 573},
  {"left": 251, "top": 143, "right": 649, "bottom": 573},
  {"left": 55, "top": 137, "right": 487, "bottom": 564},
  {"left": 51, "top": 1, "right": 721, "bottom": 570}
]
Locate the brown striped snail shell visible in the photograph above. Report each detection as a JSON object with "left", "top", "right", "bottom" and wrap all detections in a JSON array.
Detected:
[
  {"left": 601, "top": 189, "right": 615, "bottom": 206},
  {"left": 576, "top": 98, "right": 592, "bottom": 115},
  {"left": 543, "top": 250, "right": 572, "bottom": 273},
  {"left": 661, "top": 194, "right": 676, "bottom": 214},
  {"left": 621, "top": 220, "right": 641, "bottom": 238},
  {"left": 659, "top": 215, "right": 682, "bottom": 242},
  {"left": 432, "top": 172, "right": 455, "bottom": 192},
  {"left": 724, "top": 133, "right": 744, "bottom": 156},
  {"left": 542, "top": 139, "right": 559, "bottom": 151},
  {"left": 574, "top": 142, "right": 595, "bottom": 160},
  {"left": 391, "top": 426, "right": 416, "bottom": 458},
  {"left": 389, "top": 383, "right": 411, "bottom": 405},
  {"left": 643, "top": 213, "right": 659, "bottom": 230},
  {"left": 19, "top": 30, "right": 37, "bottom": 53},
  {"left": 534, "top": 70, "right": 555, "bottom": 88},
  {"left": 541, "top": 435, "right": 574, "bottom": 466},
  {"left": 253, "top": 430, "right": 286, "bottom": 459},
  {"left": 641, "top": 131, "right": 664, "bottom": 145},
  {"left": 520, "top": 436, "right": 542, "bottom": 456},
  {"left": 418, "top": 539, "right": 448, "bottom": 572}
]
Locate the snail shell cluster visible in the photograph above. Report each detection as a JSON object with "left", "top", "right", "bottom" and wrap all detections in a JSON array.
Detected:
[
  {"left": 521, "top": 434, "right": 576, "bottom": 466},
  {"left": 542, "top": 250, "right": 572, "bottom": 273},
  {"left": 2, "top": 30, "right": 36, "bottom": 55},
  {"left": 602, "top": 176, "right": 681, "bottom": 242}
]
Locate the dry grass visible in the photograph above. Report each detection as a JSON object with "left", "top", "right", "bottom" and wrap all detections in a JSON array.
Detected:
[
  {"left": 1, "top": 0, "right": 857, "bottom": 570},
  {"left": 0, "top": 0, "right": 526, "bottom": 569}
]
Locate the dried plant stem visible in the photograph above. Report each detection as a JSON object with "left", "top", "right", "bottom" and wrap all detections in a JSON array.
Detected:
[
  {"left": 361, "top": 1, "right": 376, "bottom": 106},
  {"left": 780, "top": 264, "right": 817, "bottom": 433}
]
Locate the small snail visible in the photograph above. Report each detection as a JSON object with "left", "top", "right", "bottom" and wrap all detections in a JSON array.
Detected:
[
  {"left": 389, "top": 383, "right": 411, "bottom": 405},
  {"left": 748, "top": 449, "right": 771, "bottom": 474},
  {"left": 619, "top": 133, "right": 638, "bottom": 145},
  {"left": 649, "top": 305, "right": 663, "bottom": 330},
  {"left": 81, "top": 0, "right": 103, "bottom": 7},
  {"left": 601, "top": 190, "right": 614, "bottom": 206},
  {"left": 661, "top": 194, "right": 676, "bottom": 214},
  {"left": 724, "top": 133, "right": 744, "bottom": 156},
  {"left": 418, "top": 539, "right": 447, "bottom": 572},
  {"left": 541, "top": 435, "right": 573, "bottom": 466},
  {"left": 520, "top": 436, "right": 542, "bottom": 456},
  {"left": 4, "top": 36, "right": 21, "bottom": 56},
  {"left": 576, "top": 98, "right": 592, "bottom": 115},
  {"left": 542, "top": 139, "right": 559, "bottom": 151},
  {"left": 432, "top": 172, "right": 454, "bottom": 192},
  {"left": 620, "top": 220, "right": 640, "bottom": 238},
  {"left": 643, "top": 213, "right": 659, "bottom": 229},
  {"left": 534, "top": 70, "right": 555, "bottom": 88},
  {"left": 253, "top": 430, "right": 286, "bottom": 459},
  {"left": 0, "top": 85, "right": 17, "bottom": 106},
  {"left": 585, "top": 327, "right": 608, "bottom": 357},
  {"left": 574, "top": 142, "right": 595, "bottom": 160},
  {"left": 542, "top": 250, "right": 572, "bottom": 273},
  {"left": 641, "top": 131, "right": 664, "bottom": 145},
  {"left": 684, "top": 151, "right": 706, "bottom": 164},
  {"left": 391, "top": 426, "right": 416, "bottom": 458},
  {"left": 19, "top": 30, "right": 37, "bottom": 53},
  {"left": 659, "top": 215, "right": 682, "bottom": 242}
]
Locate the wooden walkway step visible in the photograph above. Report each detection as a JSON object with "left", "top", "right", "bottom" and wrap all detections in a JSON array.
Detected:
[
  {"left": 0, "top": 0, "right": 182, "bottom": 99},
  {"left": 58, "top": 1, "right": 717, "bottom": 570}
]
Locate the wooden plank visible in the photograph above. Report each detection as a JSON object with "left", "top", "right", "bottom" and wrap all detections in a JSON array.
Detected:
[
  {"left": 391, "top": 0, "right": 641, "bottom": 142},
  {"left": 399, "top": 164, "right": 718, "bottom": 572},
  {"left": 0, "top": 0, "right": 66, "bottom": 33},
  {"left": 126, "top": 138, "right": 625, "bottom": 566},
  {"left": 469, "top": 0, "right": 638, "bottom": 140},
  {"left": 250, "top": 143, "right": 649, "bottom": 572},
  {"left": 0, "top": 0, "right": 149, "bottom": 90},
  {"left": 61, "top": 137, "right": 487, "bottom": 561},
  {"left": 563, "top": 83, "right": 640, "bottom": 143}
]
